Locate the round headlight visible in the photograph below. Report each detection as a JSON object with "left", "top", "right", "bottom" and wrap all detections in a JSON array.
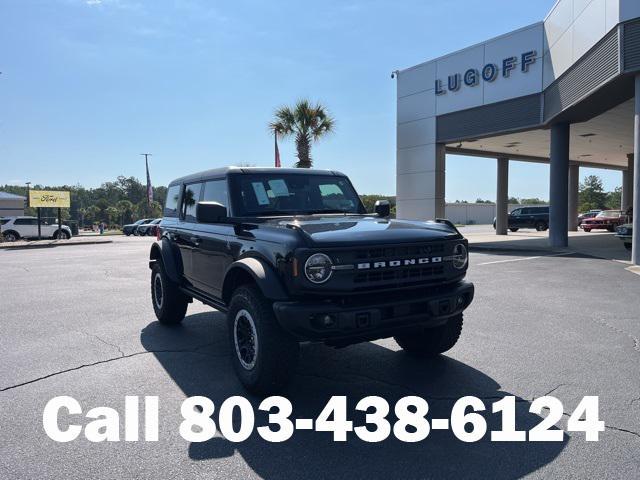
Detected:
[
  {"left": 304, "top": 253, "right": 333, "bottom": 284},
  {"left": 452, "top": 243, "right": 468, "bottom": 269}
]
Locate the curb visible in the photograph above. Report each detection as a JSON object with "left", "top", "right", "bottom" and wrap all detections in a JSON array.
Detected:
[
  {"left": 468, "top": 244, "right": 568, "bottom": 254},
  {"left": 0, "top": 240, "right": 113, "bottom": 250}
]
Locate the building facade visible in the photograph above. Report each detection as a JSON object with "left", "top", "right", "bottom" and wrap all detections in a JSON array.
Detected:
[
  {"left": 0, "top": 192, "right": 26, "bottom": 217},
  {"left": 395, "top": 0, "right": 640, "bottom": 264}
]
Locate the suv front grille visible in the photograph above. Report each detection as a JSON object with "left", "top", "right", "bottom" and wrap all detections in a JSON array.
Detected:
[
  {"left": 354, "top": 244, "right": 444, "bottom": 260},
  {"left": 353, "top": 265, "right": 445, "bottom": 284},
  {"left": 320, "top": 241, "right": 455, "bottom": 292}
]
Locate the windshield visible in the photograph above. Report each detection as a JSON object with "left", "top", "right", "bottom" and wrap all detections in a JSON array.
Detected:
[
  {"left": 230, "top": 173, "right": 365, "bottom": 217},
  {"left": 597, "top": 210, "right": 620, "bottom": 218}
]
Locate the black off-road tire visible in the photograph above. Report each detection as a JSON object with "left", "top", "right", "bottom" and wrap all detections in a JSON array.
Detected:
[
  {"left": 394, "top": 314, "right": 464, "bottom": 357},
  {"left": 3, "top": 230, "right": 20, "bottom": 242},
  {"left": 535, "top": 221, "right": 548, "bottom": 232},
  {"left": 151, "top": 262, "right": 189, "bottom": 325},
  {"left": 509, "top": 228, "right": 519, "bottom": 232},
  {"left": 227, "top": 285, "right": 299, "bottom": 395},
  {"left": 54, "top": 230, "right": 70, "bottom": 239}
]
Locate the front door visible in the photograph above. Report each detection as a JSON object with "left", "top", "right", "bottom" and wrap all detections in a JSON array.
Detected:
[
  {"left": 190, "top": 179, "right": 232, "bottom": 298},
  {"left": 14, "top": 218, "right": 38, "bottom": 238},
  {"left": 509, "top": 208, "right": 524, "bottom": 228}
]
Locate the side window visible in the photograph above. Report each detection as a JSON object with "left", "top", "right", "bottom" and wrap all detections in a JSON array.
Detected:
[
  {"left": 164, "top": 185, "right": 181, "bottom": 217},
  {"left": 14, "top": 218, "right": 30, "bottom": 225},
  {"left": 520, "top": 208, "right": 531, "bottom": 215},
  {"left": 202, "top": 180, "right": 228, "bottom": 207},
  {"left": 318, "top": 183, "right": 355, "bottom": 211},
  {"left": 182, "top": 183, "right": 203, "bottom": 222}
]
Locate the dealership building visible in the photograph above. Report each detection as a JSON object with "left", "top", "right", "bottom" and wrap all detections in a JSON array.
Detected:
[{"left": 395, "top": 0, "right": 640, "bottom": 264}]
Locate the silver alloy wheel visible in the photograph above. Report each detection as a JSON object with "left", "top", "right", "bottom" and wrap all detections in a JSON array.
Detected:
[
  {"left": 4, "top": 232, "right": 17, "bottom": 242},
  {"left": 153, "top": 272, "right": 164, "bottom": 310},
  {"left": 234, "top": 309, "right": 258, "bottom": 370}
]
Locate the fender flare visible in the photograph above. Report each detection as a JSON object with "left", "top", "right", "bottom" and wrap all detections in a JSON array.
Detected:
[
  {"left": 222, "top": 257, "right": 288, "bottom": 302},
  {"left": 149, "top": 238, "right": 183, "bottom": 284}
]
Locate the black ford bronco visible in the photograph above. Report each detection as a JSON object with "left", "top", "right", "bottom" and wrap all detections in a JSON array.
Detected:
[{"left": 149, "top": 167, "right": 474, "bottom": 394}]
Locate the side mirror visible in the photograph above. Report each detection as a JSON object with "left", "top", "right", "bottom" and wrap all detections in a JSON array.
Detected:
[
  {"left": 374, "top": 200, "right": 390, "bottom": 218},
  {"left": 196, "top": 201, "right": 228, "bottom": 223}
]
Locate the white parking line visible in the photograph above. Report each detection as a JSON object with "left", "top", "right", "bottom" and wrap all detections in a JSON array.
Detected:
[{"left": 477, "top": 251, "right": 575, "bottom": 266}]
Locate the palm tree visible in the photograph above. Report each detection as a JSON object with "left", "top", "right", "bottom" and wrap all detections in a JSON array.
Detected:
[{"left": 269, "top": 99, "right": 335, "bottom": 168}]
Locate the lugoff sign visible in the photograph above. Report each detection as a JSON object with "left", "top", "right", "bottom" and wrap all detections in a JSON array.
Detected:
[
  {"left": 29, "top": 190, "right": 71, "bottom": 208},
  {"left": 435, "top": 50, "right": 537, "bottom": 95}
]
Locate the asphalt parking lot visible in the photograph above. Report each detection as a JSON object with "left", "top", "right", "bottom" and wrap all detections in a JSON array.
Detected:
[{"left": 1, "top": 235, "right": 639, "bottom": 479}]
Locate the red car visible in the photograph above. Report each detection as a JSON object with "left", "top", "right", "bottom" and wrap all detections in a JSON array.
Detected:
[{"left": 580, "top": 210, "right": 624, "bottom": 232}]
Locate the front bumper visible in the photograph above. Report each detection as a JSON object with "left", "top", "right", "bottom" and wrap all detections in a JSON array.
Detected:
[
  {"left": 272, "top": 281, "right": 474, "bottom": 343},
  {"left": 581, "top": 223, "right": 614, "bottom": 229}
]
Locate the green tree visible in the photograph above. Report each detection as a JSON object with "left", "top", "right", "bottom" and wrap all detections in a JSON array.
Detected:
[
  {"left": 116, "top": 200, "right": 135, "bottom": 225},
  {"left": 149, "top": 200, "right": 163, "bottom": 218},
  {"left": 105, "top": 206, "right": 120, "bottom": 225},
  {"left": 269, "top": 99, "right": 335, "bottom": 168},
  {"left": 518, "top": 197, "right": 547, "bottom": 205},
  {"left": 359, "top": 195, "right": 396, "bottom": 213},
  {"left": 579, "top": 175, "right": 607, "bottom": 212},
  {"left": 86, "top": 205, "right": 100, "bottom": 224},
  {"left": 606, "top": 186, "right": 622, "bottom": 210}
]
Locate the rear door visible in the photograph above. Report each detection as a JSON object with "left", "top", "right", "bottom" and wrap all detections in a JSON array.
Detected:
[
  {"left": 175, "top": 182, "right": 204, "bottom": 286},
  {"left": 191, "top": 178, "right": 233, "bottom": 297},
  {"left": 520, "top": 208, "right": 536, "bottom": 228}
]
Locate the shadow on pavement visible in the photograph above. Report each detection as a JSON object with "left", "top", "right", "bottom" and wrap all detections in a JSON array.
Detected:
[{"left": 141, "top": 312, "right": 567, "bottom": 479}]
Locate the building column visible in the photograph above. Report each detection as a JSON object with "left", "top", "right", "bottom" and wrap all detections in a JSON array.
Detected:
[
  {"left": 435, "top": 143, "right": 446, "bottom": 219},
  {"left": 622, "top": 153, "right": 634, "bottom": 211},
  {"left": 568, "top": 163, "right": 579, "bottom": 231},
  {"left": 496, "top": 157, "right": 509, "bottom": 235},
  {"left": 549, "top": 122, "right": 570, "bottom": 248},
  {"left": 632, "top": 75, "right": 640, "bottom": 265}
]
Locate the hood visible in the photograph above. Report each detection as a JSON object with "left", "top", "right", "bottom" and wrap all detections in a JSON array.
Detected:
[{"left": 261, "top": 215, "right": 461, "bottom": 247}]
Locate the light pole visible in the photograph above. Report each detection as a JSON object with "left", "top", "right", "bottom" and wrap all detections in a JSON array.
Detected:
[{"left": 25, "top": 182, "right": 31, "bottom": 209}]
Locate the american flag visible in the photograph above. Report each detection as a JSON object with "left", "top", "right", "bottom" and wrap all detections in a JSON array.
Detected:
[{"left": 146, "top": 157, "right": 153, "bottom": 205}]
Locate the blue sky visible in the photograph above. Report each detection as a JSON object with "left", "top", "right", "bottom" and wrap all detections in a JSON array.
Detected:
[{"left": 0, "top": 0, "right": 623, "bottom": 200}]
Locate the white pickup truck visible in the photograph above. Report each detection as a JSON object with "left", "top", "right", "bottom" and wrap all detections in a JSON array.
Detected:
[{"left": 0, "top": 216, "right": 72, "bottom": 242}]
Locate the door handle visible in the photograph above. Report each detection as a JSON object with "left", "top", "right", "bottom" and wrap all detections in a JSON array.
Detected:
[{"left": 190, "top": 236, "right": 201, "bottom": 246}]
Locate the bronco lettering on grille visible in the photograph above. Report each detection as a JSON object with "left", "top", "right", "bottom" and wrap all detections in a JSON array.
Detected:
[{"left": 357, "top": 257, "right": 442, "bottom": 270}]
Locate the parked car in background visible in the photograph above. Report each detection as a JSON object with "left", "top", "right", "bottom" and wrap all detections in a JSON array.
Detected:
[
  {"left": 136, "top": 218, "right": 162, "bottom": 236},
  {"left": 580, "top": 210, "right": 624, "bottom": 232},
  {"left": 577, "top": 210, "right": 602, "bottom": 225},
  {"left": 0, "top": 216, "right": 72, "bottom": 242},
  {"left": 493, "top": 206, "right": 549, "bottom": 232},
  {"left": 616, "top": 224, "right": 632, "bottom": 250},
  {"left": 123, "top": 218, "right": 153, "bottom": 236}
]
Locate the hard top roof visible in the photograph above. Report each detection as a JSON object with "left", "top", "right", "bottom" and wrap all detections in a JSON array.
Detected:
[{"left": 168, "top": 166, "right": 346, "bottom": 187}]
